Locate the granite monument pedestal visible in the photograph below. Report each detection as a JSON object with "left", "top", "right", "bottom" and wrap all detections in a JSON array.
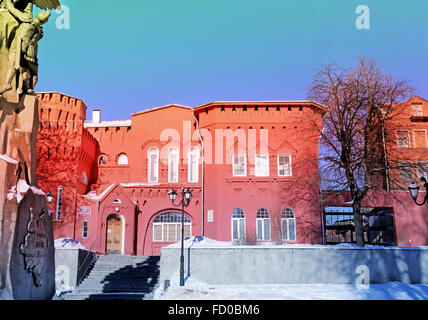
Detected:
[{"left": 0, "top": 95, "right": 55, "bottom": 300}]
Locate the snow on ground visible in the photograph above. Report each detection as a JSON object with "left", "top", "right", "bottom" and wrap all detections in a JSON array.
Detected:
[
  {"left": 165, "top": 236, "right": 428, "bottom": 250},
  {"left": 154, "top": 272, "right": 428, "bottom": 300},
  {"left": 157, "top": 237, "right": 428, "bottom": 300}
]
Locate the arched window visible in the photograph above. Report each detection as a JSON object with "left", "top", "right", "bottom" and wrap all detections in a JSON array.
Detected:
[
  {"left": 188, "top": 147, "right": 199, "bottom": 183},
  {"left": 282, "top": 207, "right": 296, "bottom": 241},
  {"left": 256, "top": 208, "right": 271, "bottom": 241},
  {"left": 117, "top": 153, "right": 128, "bottom": 165},
  {"left": 148, "top": 148, "right": 159, "bottom": 183},
  {"left": 231, "top": 208, "right": 245, "bottom": 241},
  {"left": 98, "top": 154, "right": 108, "bottom": 165},
  {"left": 168, "top": 147, "right": 179, "bottom": 183},
  {"left": 152, "top": 212, "right": 191, "bottom": 242}
]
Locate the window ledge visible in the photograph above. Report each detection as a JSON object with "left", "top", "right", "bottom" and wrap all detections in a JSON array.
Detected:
[{"left": 410, "top": 116, "right": 428, "bottom": 122}]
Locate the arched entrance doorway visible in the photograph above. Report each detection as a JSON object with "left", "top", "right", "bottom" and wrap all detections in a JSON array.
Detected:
[{"left": 106, "top": 214, "right": 123, "bottom": 254}]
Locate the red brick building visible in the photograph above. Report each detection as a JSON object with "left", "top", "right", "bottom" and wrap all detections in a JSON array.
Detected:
[
  {"left": 36, "top": 93, "right": 98, "bottom": 239},
  {"left": 36, "top": 93, "right": 428, "bottom": 255},
  {"left": 36, "top": 93, "right": 327, "bottom": 255}
]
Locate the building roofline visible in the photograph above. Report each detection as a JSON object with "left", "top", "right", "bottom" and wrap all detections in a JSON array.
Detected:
[
  {"left": 193, "top": 100, "right": 328, "bottom": 113},
  {"left": 406, "top": 96, "right": 428, "bottom": 104},
  {"left": 132, "top": 104, "right": 191, "bottom": 117},
  {"left": 36, "top": 91, "right": 86, "bottom": 102}
]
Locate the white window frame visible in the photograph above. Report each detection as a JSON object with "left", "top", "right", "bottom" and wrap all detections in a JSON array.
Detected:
[
  {"left": 152, "top": 212, "right": 192, "bottom": 242},
  {"left": 168, "top": 147, "right": 179, "bottom": 183},
  {"left": 255, "top": 154, "right": 270, "bottom": 177},
  {"left": 56, "top": 186, "right": 63, "bottom": 221},
  {"left": 413, "top": 130, "right": 427, "bottom": 148},
  {"left": 232, "top": 154, "right": 247, "bottom": 177},
  {"left": 188, "top": 147, "right": 199, "bottom": 183},
  {"left": 412, "top": 103, "right": 423, "bottom": 117},
  {"left": 277, "top": 154, "right": 292, "bottom": 177},
  {"left": 148, "top": 148, "right": 159, "bottom": 183},
  {"left": 281, "top": 207, "right": 296, "bottom": 241},
  {"left": 117, "top": 153, "right": 129, "bottom": 165},
  {"left": 231, "top": 208, "right": 246, "bottom": 241},
  {"left": 256, "top": 208, "right": 271, "bottom": 241},
  {"left": 397, "top": 131, "right": 409, "bottom": 148}
]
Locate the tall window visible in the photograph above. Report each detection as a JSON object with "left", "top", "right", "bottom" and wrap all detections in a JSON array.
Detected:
[
  {"left": 414, "top": 130, "right": 427, "bottom": 148},
  {"left": 255, "top": 155, "right": 269, "bottom": 177},
  {"left": 117, "top": 153, "right": 128, "bottom": 165},
  {"left": 277, "top": 154, "right": 292, "bottom": 176},
  {"left": 282, "top": 207, "right": 296, "bottom": 241},
  {"left": 412, "top": 103, "right": 423, "bottom": 116},
  {"left": 82, "top": 220, "right": 88, "bottom": 238},
  {"left": 232, "top": 155, "right": 246, "bottom": 177},
  {"left": 152, "top": 212, "right": 191, "bottom": 242},
  {"left": 188, "top": 147, "right": 199, "bottom": 183},
  {"left": 148, "top": 148, "right": 159, "bottom": 183},
  {"left": 397, "top": 131, "right": 409, "bottom": 148},
  {"left": 168, "top": 147, "right": 179, "bottom": 183},
  {"left": 231, "top": 208, "right": 246, "bottom": 241},
  {"left": 399, "top": 162, "right": 413, "bottom": 181},
  {"left": 56, "top": 186, "right": 63, "bottom": 221},
  {"left": 256, "top": 208, "right": 271, "bottom": 241}
]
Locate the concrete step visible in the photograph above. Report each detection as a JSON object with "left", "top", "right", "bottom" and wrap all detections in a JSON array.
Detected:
[
  {"left": 63, "top": 293, "right": 154, "bottom": 300},
  {"left": 78, "top": 281, "right": 156, "bottom": 287},
  {"left": 85, "top": 274, "right": 157, "bottom": 279},
  {"left": 61, "top": 254, "right": 160, "bottom": 300},
  {"left": 74, "top": 286, "right": 154, "bottom": 294}
]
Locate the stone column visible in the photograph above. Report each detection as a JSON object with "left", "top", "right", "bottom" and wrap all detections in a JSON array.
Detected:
[{"left": 0, "top": 95, "right": 54, "bottom": 300}]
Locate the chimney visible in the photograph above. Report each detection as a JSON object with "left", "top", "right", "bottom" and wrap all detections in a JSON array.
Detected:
[{"left": 92, "top": 109, "right": 101, "bottom": 124}]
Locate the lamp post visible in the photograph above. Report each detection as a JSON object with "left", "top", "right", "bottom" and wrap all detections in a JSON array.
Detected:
[
  {"left": 408, "top": 177, "right": 428, "bottom": 206},
  {"left": 168, "top": 187, "right": 193, "bottom": 286}
]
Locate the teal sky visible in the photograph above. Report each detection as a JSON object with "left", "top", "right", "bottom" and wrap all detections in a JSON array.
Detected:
[{"left": 36, "top": 0, "right": 428, "bottom": 121}]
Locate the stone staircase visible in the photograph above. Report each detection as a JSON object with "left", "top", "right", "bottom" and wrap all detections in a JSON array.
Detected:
[{"left": 60, "top": 254, "right": 160, "bottom": 300}]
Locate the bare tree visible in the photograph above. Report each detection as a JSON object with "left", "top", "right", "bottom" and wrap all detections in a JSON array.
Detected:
[{"left": 307, "top": 57, "right": 414, "bottom": 247}]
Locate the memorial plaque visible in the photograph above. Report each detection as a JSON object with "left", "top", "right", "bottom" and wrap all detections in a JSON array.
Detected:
[
  {"left": 20, "top": 208, "right": 49, "bottom": 287},
  {"left": 9, "top": 188, "right": 55, "bottom": 300},
  {"left": 77, "top": 206, "right": 91, "bottom": 219}
]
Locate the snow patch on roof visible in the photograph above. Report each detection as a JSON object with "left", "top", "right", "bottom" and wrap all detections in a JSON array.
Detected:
[
  {"left": 54, "top": 238, "right": 89, "bottom": 250},
  {"left": 84, "top": 183, "right": 115, "bottom": 201},
  {"left": 84, "top": 120, "right": 131, "bottom": 128},
  {"left": 0, "top": 154, "right": 18, "bottom": 164},
  {"left": 120, "top": 182, "right": 161, "bottom": 187}
]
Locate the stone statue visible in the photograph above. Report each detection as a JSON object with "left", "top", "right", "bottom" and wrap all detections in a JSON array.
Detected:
[
  {"left": 0, "top": 0, "right": 59, "bottom": 300},
  {"left": 0, "top": 0, "right": 60, "bottom": 101}
]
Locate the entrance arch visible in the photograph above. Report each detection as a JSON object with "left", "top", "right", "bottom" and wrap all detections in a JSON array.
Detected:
[{"left": 106, "top": 214, "right": 124, "bottom": 254}]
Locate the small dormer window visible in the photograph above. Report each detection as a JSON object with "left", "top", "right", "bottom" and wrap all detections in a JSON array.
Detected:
[
  {"left": 412, "top": 103, "right": 423, "bottom": 116},
  {"left": 98, "top": 155, "right": 108, "bottom": 165},
  {"left": 117, "top": 153, "right": 128, "bottom": 165},
  {"left": 113, "top": 199, "right": 121, "bottom": 204}
]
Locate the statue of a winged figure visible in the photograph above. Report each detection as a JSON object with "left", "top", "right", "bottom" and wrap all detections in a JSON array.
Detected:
[{"left": 0, "top": 0, "right": 60, "bottom": 100}]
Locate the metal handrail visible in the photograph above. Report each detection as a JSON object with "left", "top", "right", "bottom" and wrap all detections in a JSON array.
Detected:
[{"left": 78, "top": 236, "right": 97, "bottom": 272}]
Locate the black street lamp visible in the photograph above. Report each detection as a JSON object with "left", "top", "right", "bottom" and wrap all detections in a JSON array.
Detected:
[
  {"left": 168, "top": 187, "right": 193, "bottom": 286},
  {"left": 408, "top": 177, "right": 428, "bottom": 206}
]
